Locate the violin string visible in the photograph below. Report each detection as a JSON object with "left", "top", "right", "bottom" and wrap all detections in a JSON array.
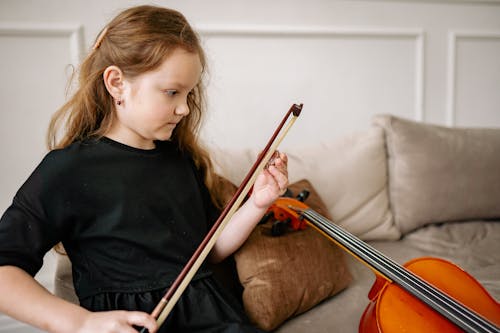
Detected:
[
  {"left": 304, "top": 210, "right": 493, "bottom": 332},
  {"left": 308, "top": 209, "right": 500, "bottom": 333},
  {"left": 305, "top": 210, "right": 498, "bottom": 333},
  {"left": 303, "top": 209, "right": 498, "bottom": 333}
]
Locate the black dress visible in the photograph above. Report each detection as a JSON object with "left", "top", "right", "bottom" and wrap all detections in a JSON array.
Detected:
[{"left": 0, "top": 137, "right": 262, "bottom": 333}]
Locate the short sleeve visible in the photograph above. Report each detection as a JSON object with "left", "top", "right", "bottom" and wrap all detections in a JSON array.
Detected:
[{"left": 0, "top": 159, "right": 61, "bottom": 276}]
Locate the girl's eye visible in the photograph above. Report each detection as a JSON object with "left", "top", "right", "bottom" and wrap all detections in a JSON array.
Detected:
[{"left": 165, "top": 90, "right": 177, "bottom": 96}]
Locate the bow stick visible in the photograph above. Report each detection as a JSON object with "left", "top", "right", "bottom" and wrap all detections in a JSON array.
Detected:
[{"left": 139, "top": 103, "right": 303, "bottom": 332}]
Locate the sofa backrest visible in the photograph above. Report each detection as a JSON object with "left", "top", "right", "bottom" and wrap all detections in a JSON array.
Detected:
[
  {"left": 211, "top": 114, "right": 500, "bottom": 239},
  {"left": 210, "top": 127, "right": 401, "bottom": 241}
]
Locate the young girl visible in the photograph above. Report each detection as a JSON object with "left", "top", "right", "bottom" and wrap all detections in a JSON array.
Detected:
[{"left": 0, "top": 5, "right": 288, "bottom": 333}]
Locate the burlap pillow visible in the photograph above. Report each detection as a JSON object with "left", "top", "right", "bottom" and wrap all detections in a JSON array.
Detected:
[
  {"left": 234, "top": 179, "right": 352, "bottom": 331},
  {"left": 373, "top": 114, "right": 500, "bottom": 234}
]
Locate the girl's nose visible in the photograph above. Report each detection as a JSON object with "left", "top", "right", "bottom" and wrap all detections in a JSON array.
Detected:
[{"left": 175, "top": 103, "right": 190, "bottom": 116}]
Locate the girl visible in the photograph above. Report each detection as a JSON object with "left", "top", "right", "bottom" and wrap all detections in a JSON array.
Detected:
[{"left": 0, "top": 5, "right": 288, "bottom": 333}]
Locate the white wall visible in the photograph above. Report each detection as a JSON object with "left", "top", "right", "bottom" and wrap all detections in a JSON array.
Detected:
[{"left": 1, "top": 0, "right": 500, "bottom": 331}]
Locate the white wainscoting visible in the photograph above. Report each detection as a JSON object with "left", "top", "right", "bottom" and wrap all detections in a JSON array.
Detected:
[
  {"left": 198, "top": 24, "right": 424, "bottom": 149},
  {"left": 446, "top": 30, "right": 500, "bottom": 126}
]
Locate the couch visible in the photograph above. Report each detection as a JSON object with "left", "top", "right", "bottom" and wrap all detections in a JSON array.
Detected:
[{"left": 53, "top": 114, "right": 500, "bottom": 332}]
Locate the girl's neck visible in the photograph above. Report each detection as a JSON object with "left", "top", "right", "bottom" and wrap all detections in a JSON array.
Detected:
[{"left": 104, "top": 126, "right": 156, "bottom": 150}]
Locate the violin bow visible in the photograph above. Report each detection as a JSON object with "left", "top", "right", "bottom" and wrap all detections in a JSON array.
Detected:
[{"left": 140, "top": 103, "right": 303, "bottom": 332}]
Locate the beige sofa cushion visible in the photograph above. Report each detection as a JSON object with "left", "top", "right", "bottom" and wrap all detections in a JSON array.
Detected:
[
  {"left": 373, "top": 114, "right": 500, "bottom": 234},
  {"left": 211, "top": 127, "right": 400, "bottom": 241}
]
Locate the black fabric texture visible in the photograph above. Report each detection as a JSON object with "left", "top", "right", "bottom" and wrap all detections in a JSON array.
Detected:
[
  {"left": 81, "top": 276, "right": 262, "bottom": 333},
  {"left": 0, "top": 137, "right": 261, "bottom": 332}
]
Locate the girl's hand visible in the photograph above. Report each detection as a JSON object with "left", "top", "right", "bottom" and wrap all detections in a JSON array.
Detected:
[
  {"left": 76, "top": 310, "right": 157, "bottom": 333},
  {"left": 252, "top": 151, "right": 289, "bottom": 209}
]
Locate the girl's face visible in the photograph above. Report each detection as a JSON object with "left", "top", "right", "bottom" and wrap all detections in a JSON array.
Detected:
[{"left": 108, "top": 47, "right": 202, "bottom": 149}]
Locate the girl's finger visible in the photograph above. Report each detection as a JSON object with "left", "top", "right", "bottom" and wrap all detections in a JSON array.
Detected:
[
  {"left": 274, "top": 153, "right": 288, "bottom": 174},
  {"left": 279, "top": 152, "right": 288, "bottom": 164},
  {"left": 126, "top": 312, "right": 158, "bottom": 333},
  {"left": 267, "top": 167, "right": 288, "bottom": 195},
  {"left": 269, "top": 165, "right": 288, "bottom": 186}
]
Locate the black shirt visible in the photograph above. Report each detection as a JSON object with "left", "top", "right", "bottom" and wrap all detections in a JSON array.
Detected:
[{"left": 0, "top": 137, "right": 218, "bottom": 299}]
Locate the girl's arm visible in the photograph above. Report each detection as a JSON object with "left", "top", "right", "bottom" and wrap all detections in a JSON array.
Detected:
[
  {"left": 210, "top": 152, "right": 288, "bottom": 263},
  {"left": 0, "top": 265, "right": 158, "bottom": 333}
]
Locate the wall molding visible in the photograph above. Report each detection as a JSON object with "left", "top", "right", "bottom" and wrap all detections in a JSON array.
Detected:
[
  {"left": 197, "top": 24, "right": 425, "bottom": 122},
  {"left": 0, "top": 22, "right": 84, "bottom": 66},
  {"left": 446, "top": 30, "right": 500, "bottom": 126}
]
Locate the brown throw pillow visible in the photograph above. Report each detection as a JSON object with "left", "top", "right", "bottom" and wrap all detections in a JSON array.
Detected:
[{"left": 234, "top": 179, "right": 352, "bottom": 331}]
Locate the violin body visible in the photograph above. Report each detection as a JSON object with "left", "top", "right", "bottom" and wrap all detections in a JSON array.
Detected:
[
  {"left": 360, "top": 257, "right": 500, "bottom": 333},
  {"left": 266, "top": 196, "right": 500, "bottom": 333}
]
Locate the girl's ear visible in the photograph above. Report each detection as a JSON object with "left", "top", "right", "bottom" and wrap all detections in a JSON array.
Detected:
[{"left": 103, "top": 65, "right": 124, "bottom": 100}]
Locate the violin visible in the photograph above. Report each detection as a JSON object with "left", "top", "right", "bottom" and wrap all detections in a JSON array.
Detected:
[{"left": 266, "top": 193, "right": 500, "bottom": 333}]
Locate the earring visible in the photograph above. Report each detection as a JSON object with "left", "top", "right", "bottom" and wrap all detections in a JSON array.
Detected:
[{"left": 116, "top": 99, "right": 122, "bottom": 106}]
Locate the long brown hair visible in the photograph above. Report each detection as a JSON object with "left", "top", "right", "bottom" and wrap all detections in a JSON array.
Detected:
[{"left": 47, "top": 5, "right": 226, "bottom": 208}]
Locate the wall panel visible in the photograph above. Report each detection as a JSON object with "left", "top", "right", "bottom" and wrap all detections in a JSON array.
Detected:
[
  {"left": 447, "top": 31, "right": 500, "bottom": 126},
  {"left": 200, "top": 26, "right": 424, "bottom": 149}
]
